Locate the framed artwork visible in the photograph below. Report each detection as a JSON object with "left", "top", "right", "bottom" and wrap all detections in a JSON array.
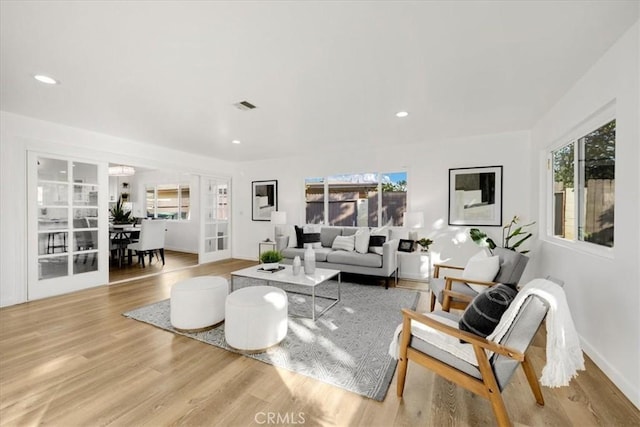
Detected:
[
  {"left": 252, "top": 180, "right": 278, "bottom": 221},
  {"left": 398, "top": 239, "right": 416, "bottom": 253},
  {"left": 448, "top": 166, "right": 503, "bottom": 226}
]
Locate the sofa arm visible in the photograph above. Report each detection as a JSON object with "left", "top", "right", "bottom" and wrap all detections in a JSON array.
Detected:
[
  {"left": 382, "top": 239, "right": 398, "bottom": 275},
  {"left": 276, "top": 236, "right": 289, "bottom": 251}
]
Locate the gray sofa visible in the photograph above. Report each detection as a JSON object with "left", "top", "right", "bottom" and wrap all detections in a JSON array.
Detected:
[{"left": 275, "top": 226, "right": 398, "bottom": 287}]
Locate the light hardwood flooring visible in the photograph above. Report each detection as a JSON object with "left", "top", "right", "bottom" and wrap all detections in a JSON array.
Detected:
[
  {"left": 108, "top": 250, "right": 198, "bottom": 283},
  {"left": 1, "top": 259, "right": 638, "bottom": 426}
]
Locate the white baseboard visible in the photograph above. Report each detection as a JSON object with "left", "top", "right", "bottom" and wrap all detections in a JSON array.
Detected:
[{"left": 580, "top": 335, "right": 639, "bottom": 409}]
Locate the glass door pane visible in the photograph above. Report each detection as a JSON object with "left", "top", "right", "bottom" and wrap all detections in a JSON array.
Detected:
[
  {"left": 200, "top": 176, "right": 231, "bottom": 263},
  {"left": 29, "top": 154, "right": 107, "bottom": 300}
]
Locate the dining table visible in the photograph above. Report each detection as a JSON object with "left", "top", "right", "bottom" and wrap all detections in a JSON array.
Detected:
[{"left": 109, "top": 224, "right": 139, "bottom": 268}]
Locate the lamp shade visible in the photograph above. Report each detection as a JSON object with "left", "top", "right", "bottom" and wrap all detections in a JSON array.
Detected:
[
  {"left": 270, "top": 211, "right": 287, "bottom": 225},
  {"left": 403, "top": 212, "right": 424, "bottom": 228}
]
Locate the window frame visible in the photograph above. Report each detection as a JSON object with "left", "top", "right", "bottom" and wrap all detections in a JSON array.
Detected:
[
  {"left": 145, "top": 183, "right": 191, "bottom": 221},
  {"left": 545, "top": 102, "right": 615, "bottom": 258}
]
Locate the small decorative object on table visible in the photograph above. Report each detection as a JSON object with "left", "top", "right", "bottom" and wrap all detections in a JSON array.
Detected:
[
  {"left": 398, "top": 239, "right": 416, "bottom": 253},
  {"left": 304, "top": 244, "right": 316, "bottom": 274},
  {"left": 292, "top": 255, "right": 301, "bottom": 275},
  {"left": 259, "top": 250, "right": 283, "bottom": 271},
  {"left": 417, "top": 238, "right": 433, "bottom": 252}
]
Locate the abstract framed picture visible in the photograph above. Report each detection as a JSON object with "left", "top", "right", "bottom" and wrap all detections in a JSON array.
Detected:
[
  {"left": 252, "top": 180, "right": 278, "bottom": 221},
  {"left": 448, "top": 166, "right": 503, "bottom": 226}
]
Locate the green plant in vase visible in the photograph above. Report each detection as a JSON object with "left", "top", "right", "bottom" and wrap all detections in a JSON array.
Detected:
[
  {"left": 417, "top": 238, "right": 433, "bottom": 252},
  {"left": 259, "top": 250, "right": 283, "bottom": 270},
  {"left": 110, "top": 196, "right": 133, "bottom": 224},
  {"left": 470, "top": 215, "right": 535, "bottom": 254}
]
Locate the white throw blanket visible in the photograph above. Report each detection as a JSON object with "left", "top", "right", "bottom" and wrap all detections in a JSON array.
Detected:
[{"left": 389, "top": 278, "right": 585, "bottom": 388}]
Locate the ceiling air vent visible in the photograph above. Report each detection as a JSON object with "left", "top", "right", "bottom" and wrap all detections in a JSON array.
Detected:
[{"left": 233, "top": 100, "right": 257, "bottom": 111}]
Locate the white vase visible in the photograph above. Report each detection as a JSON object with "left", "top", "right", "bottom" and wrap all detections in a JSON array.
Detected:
[
  {"left": 303, "top": 244, "right": 316, "bottom": 275},
  {"left": 292, "top": 256, "right": 301, "bottom": 275}
]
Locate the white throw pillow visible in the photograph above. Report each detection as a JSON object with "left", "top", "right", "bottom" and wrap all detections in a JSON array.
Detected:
[
  {"left": 462, "top": 255, "right": 500, "bottom": 293},
  {"left": 285, "top": 225, "right": 297, "bottom": 248},
  {"left": 354, "top": 229, "right": 370, "bottom": 254},
  {"left": 370, "top": 226, "right": 389, "bottom": 240},
  {"left": 369, "top": 247, "right": 384, "bottom": 255},
  {"left": 332, "top": 235, "right": 355, "bottom": 252}
]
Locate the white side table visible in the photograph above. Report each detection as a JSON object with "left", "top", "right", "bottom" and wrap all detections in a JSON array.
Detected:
[{"left": 397, "top": 251, "right": 431, "bottom": 282}]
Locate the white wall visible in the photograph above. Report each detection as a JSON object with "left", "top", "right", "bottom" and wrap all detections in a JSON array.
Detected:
[
  {"left": 232, "top": 130, "right": 535, "bottom": 271},
  {"left": 0, "top": 112, "right": 234, "bottom": 307},
  {"left": 529, "top": 22, "right": 639, "bottom": 407}
]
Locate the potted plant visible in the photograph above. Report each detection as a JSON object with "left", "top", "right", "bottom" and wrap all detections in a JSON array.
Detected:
[
  {"left": 417, "top": 238, "right": 433, "bottom": 252},
  {"left": 470, "top": 215, "right": 535, "bottom": 254},
  {"left": 110, "top": 196, "right": 133, "bottom": 224},
  {"left": 260, "top": 250, "right": 283, "bottom": 271}
]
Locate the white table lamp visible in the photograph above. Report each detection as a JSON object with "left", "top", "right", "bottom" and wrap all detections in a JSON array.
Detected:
[
  {"left": 403, "top": 212, "right": 424, "bottom": 241},
  {"left": 270, "top": 211, "right": 287, "bottom": 241}
]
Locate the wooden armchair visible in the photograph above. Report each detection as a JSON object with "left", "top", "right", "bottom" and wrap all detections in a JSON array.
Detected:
[
  {"left": 397, "top": 291, "right": 549, "bottom": 427},
  {"left": 430, "top": 247, "right": 529, "bottom": 312}
]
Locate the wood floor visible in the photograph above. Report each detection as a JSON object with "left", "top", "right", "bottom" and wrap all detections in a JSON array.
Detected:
[
  {"left": 1, "top": 259, "right": 638, "bottom": 426},
  {"left": 108, "top": 250, "right": 198, "bottom": 283}
]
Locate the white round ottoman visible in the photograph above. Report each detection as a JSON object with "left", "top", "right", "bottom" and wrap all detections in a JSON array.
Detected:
[
  {"left": 225, "top": 286, "right": 288, "bottom": 353},
  {"left": 170, "top": 276, "right": 228, "bottom": 332}
]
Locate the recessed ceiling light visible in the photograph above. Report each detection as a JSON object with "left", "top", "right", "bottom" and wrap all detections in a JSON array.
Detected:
[
  {"left": 396, "top": 111, "right": 409, "bottom": 118},
  {"left": 34, "top": 74, "right": 59, "bottom": 85},
  {"left": 232, "top": 140, "right": 241, "bottom": 144}
]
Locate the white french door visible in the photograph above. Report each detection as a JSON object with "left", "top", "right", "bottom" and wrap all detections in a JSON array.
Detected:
[
  {"left": 27, "top": 152, "right": 108, "bottom": 300},
  {"left": 199, "top": 176, "right": 231, "bottom": 263}
]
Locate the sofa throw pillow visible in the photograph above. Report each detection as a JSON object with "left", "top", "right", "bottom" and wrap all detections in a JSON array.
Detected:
[
  {"left": 303, "top": 225, "right": 322, "bottom": 249},
  {"left": 368, "top": 235, "right": 386, "bottom": 255},
  {"left": 332, "top": 235, "right": 355, "bottom": 252},
  {"left": 354, "top": 229, "right": 370, "bottom": 254},
  {"left": 462, "top": 254, "right": 500, "bottom": 293},
  {"left": 294, "top": 226, "right": 305, "bottom": 249},
  {"left": 285, "top": 225, "right": 298, "bottom": 248},
  {"left": 370, "top": 226, "right": 389, "bottom": 240},
  {"left": 459, "top": 284, "right": 518, "bottom": 338}
]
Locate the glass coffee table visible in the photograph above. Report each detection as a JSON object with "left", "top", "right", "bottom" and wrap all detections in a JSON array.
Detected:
[{"left": 230, "top": 265, "right": 341, "bottom": 321}]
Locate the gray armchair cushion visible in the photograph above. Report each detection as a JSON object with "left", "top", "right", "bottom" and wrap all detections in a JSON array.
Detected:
[
  {"left": 493, "top": 247, "right": 529, "bottom": 285},
  {"left": 430, "top": 277, "right": 479, "bottom": 304}
]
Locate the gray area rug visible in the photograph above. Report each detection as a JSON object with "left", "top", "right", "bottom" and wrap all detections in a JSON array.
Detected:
[{"left": 123, "top": 278, "right": 419, "bottom": 401}]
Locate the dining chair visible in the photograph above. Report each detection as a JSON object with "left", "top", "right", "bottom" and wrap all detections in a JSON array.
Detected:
[{"left": 126, "top": 220, "right": 167, "bottom": 267}]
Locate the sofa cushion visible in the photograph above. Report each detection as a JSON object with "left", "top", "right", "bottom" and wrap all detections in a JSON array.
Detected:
[
  {"left": 326, "top": 250, "right": 383, "bottom": 268},
  {"left": 332, "top": 235, "right": 355, "bottom": 251},
  {"left": 281, "top": 247, "right": 332, "bottom": 262},
  {"left": 342, "top": 227, "right": 360, "bottom": 237},
  {"left": 321, "top": 227, "right": 342, "bottom": 247},
  {"left": 354, "top": 229, "right": 370, "bottom": 254},
  {"left": 459, "top": 284, "right": 518, "bottom": 338},
  {"left": 302, "top": 225, "right": 322, "bottom": 248}
]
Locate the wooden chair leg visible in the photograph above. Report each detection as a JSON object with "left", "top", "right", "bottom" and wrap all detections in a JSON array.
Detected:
[
  {"left": 473, "top": 345, "right": 512, "bottom": 427},
  {"left": 396, "top": 315, "right": 412, "bottom": 397},
  {"left": 159, "top": 248, "right": 165, "bottom": 265},
  {"left": 139, "top": 251, "right": 145, "bottom": 268},
  {"left": 521, "top": 356, "right": 544, "bottom": 406}
]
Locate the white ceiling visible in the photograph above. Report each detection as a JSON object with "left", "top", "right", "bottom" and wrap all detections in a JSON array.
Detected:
[{"left": 1, "top": 1, "right": 638, "bottom": 162}]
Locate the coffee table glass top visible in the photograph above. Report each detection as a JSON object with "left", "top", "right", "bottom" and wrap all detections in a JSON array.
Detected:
[{"left": 230, "top": 265, "right": 340, "bottom": 287}]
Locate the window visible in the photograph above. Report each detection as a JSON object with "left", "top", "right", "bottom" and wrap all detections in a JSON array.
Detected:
[
  {"left": 145, "top": 184, "right": 190, "bottom": 220},
  {"left": 304, "top": 172, "right": 407, "bottom": 227},
  {"left": 551, "top": 119, "right": 615, "bottom": 248}
]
